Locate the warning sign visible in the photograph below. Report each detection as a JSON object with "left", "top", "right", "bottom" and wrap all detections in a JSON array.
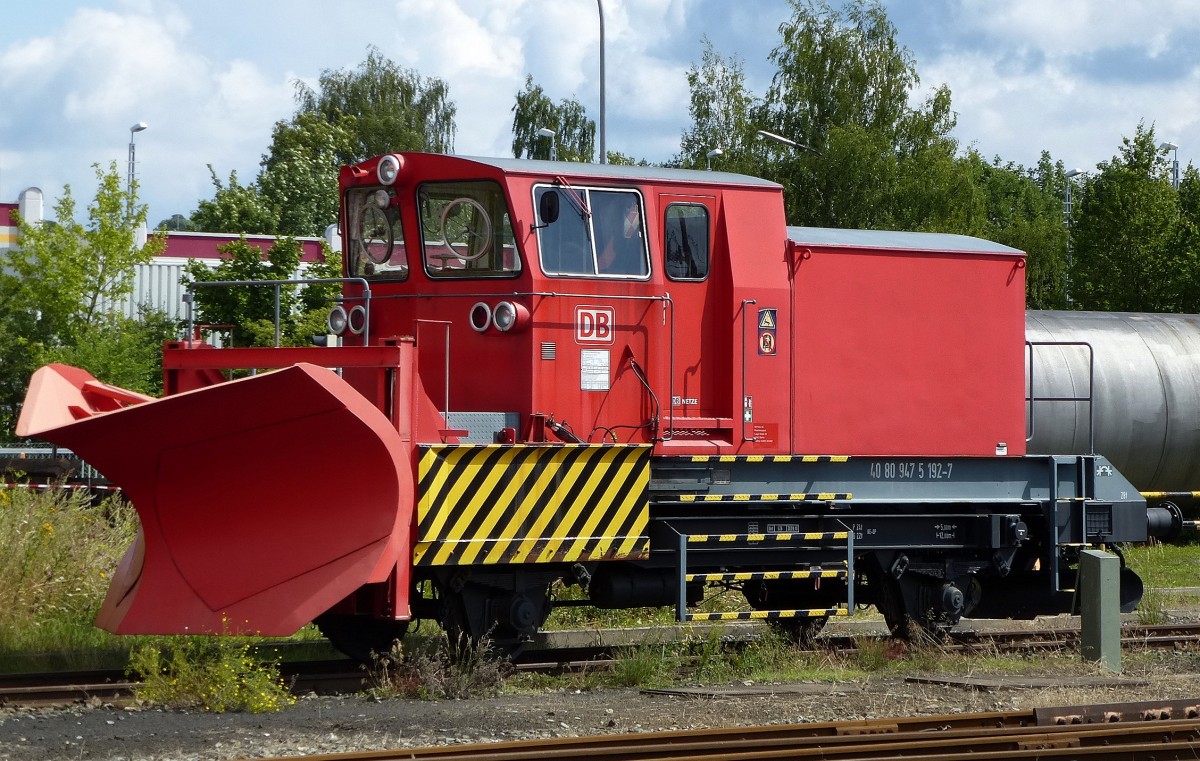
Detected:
[{"left": 757, "top": 308, "right": 777, "bottom": 356}]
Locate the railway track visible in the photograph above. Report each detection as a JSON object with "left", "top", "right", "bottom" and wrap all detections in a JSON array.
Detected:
[
  {"left": 3, "top": 622, "right": 1199, "bottom": 708},
  {"left": 252, "top": 698, "right": 1200, "bottom": 761}
]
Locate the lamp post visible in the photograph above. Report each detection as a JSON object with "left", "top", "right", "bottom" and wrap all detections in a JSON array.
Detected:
[
  {"left": 1160, "top": 141, "right": 1180, "bottom": 189},
  {"left": 127, "top": 121, "right": 147, "bottom": 212},
  {"left": 1064, "top": 168, "right": 1087, "bottom": 305},
  {"left": 596, "top": 0, "right": 606, "bottom": 163},
  {"left": 537, "top": 127, "right": 557, "bottom": 161},
  {"left": 705, "top": 148, "right": 723, "bottom": 171},
  {"left": 756, "top": 129, "right": 820, "bottom": 155}
]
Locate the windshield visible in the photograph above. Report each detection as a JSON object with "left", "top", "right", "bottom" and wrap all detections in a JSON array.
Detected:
[
  {"left": 418, "top": 180, "right": 520, "bottom": 278},
  {"left": 534, "top": 185, "right": 647, "bottom": 278},
  {"left": 345, "top": 187, "right": 409, "bottom": 280}
]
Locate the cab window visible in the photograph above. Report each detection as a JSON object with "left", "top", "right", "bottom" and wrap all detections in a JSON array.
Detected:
[
  {"left": 664, "top": 203, "right": 710, "bottom": 280},
  {"left": 345, "top": 187, "right": 408, "bottom": 280},
  {"left": 418, "top": 180, "right": 520, "bottom": 278},
  {"left": 534, "top": 185, "right": 648, "bottom": 278}
]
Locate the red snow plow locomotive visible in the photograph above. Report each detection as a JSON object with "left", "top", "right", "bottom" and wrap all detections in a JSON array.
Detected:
[{"left": 18, "top": 152, "right": 1178, "bottom": 658}]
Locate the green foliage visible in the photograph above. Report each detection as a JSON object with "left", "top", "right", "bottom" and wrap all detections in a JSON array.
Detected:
[
  {"left": 296, "top": 45, "right": 456, "bottom": 163},
  {"left": 511, "top": 74, "right": 596, "bottom": 162},
  {"left": 0, "top": 162, "right": 167, "bottom": 435},
  {"left": 44, "top": 311, "right": 178, "bottom": 396},
  {"left": 184, "top": 237, "right": 341, "bottom": 348},
  {"left": 190, "top": 167, "right": 278, "bottom": 235},
  {"left": 128, "top": 637, "right": 296, "bottom": 713},
  {"left": 0, "top": 488, "right": 138, "bottom": 660},
  {"left": 259, "top": 112, "right": 356, "bottom": 237},
  {"left": 1069, "top": 123, "right": 1191, "bottom": 312},
  {"left": 677, "top": 38, "right": 762, "bottom": 174}
]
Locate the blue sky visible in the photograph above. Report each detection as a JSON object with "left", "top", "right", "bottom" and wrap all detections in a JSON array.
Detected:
[{"left": 2, "top": 0, "right": 1199, "bottom": 226}]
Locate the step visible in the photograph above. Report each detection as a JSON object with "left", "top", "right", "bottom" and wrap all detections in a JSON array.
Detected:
[
  {"left": 685, "top": 606, "right": 849, "bottom": 622},
  {"left": 685, "top": 569, "right": 847, "bottom": 583}
]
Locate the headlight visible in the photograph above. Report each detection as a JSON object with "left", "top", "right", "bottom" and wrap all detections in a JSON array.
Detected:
[
  {"left": 469, "top": 302, "right": 492, "bottom": 333},
  {"left": 376, "top": 154, "right": 402, "bottom": 185},
  {"left": 493, "top": 301, "right": 517, "bottom": 332},
  {"left": 327, "top": 305, "right": 348, "bottom": 335},
  {"left": 347, "top": 304, "right": 367, "bottom": 335}
]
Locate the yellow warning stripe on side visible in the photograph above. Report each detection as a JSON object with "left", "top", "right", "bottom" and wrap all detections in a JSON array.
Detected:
[
  {"left": 686, "top": 607, "right": 848, "bottom": 622},
  {"left": 686, "top": 570, "right": 846, "bottom": 583},
  {"left": 686, "top": 531, "right": 849, "bottom": 545},
  {"left": 414, "top": 444, "right": 651, "bottom": 567},
  {"left": 678, "top": 492, "right": 851, "bottom": 502},
  {"left": 689, "top": 455, "right": 851, "bottom": 463}
]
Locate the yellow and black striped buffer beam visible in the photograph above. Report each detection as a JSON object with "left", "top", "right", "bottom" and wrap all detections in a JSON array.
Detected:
[{"left": 415, "top": 444, "right": 651, "bottom": 567}]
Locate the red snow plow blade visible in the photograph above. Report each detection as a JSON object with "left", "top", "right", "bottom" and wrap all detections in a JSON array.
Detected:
[{"left": 17, "top": 363, "right": 412, "bottom": 637}]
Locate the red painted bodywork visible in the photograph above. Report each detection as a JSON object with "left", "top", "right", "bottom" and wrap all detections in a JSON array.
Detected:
[{"left": 18, "top": 152, "right": 1028, "bottom": 636}]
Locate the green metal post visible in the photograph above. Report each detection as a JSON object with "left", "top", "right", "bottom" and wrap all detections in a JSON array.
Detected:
[{"left": 1079, "top": 549, "right": 1120, "bottom": 673}]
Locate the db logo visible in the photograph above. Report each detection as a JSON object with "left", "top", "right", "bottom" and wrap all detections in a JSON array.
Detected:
[{"left": 576, "top": 306, "right": 615, "bottom": 344}]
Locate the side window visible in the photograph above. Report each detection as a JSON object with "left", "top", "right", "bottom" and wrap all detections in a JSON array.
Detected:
[
  {"left": 591, "top": 190, "right": 647, "bottom": 277},
  {"left": 664, "top": 203, "right": 710, "bottom": 280},
  {"left": 535, "top": 185, "right": 648, "bottom": 278}
]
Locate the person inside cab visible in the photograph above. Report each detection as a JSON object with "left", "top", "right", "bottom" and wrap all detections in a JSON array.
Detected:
[{"left": 595, "top": 194, "right": 647, "bottom": 276}]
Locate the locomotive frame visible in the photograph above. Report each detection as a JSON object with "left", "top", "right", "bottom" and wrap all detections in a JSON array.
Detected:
[{"left": 17, "top": 152, "right": 1177, "bottom": 659}]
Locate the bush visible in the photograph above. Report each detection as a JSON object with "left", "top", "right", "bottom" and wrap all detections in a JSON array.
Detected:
[{"left": 128, "top": 636, "right": 295, "bottom": 713}]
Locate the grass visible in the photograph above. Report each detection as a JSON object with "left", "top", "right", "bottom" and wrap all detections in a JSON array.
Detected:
[
  {"left": 0, "top": 484, "right": 143, "bottom": 670},
  {"left": 1123, "top": 539, "right": 1200, "bottom": 589}
]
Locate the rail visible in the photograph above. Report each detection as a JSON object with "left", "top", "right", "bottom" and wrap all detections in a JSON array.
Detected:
[
  {"left": 184, "top": 277, "right": 372, "bottom": 347},
  {"left": 1025, "top": 340, "right": 1095, "bottom": 453}
]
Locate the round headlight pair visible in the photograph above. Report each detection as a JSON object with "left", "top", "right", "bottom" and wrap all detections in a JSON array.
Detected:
[
  {"left": 327, "top": 304, "right": 366, "bottom": 336},
  {"left": 469, "top": 301, "right": 527, "bottom": 333}
]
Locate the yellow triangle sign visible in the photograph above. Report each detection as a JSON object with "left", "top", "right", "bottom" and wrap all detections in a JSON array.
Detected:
[{"left": 758, "top": 309, "right": 776, "bottom": 330}]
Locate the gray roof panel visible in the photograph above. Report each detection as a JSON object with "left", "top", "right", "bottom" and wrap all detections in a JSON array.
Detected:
[
  {"left": 787, "top": 226, "right": 1025, "bottom": 255},
  {"left": 454, "top": 154, "right": 783, "bottom": 189}
]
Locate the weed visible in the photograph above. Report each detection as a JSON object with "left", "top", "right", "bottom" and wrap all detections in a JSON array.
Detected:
[
  {"left": 1135, "top": 585, "right": 1169, "bottom": 625},
  {"left": 610, "top": 639, "right": 681, "bottom": 687},
  {"left": 128, "top": 636, "right": 295, "bottom": 713},
  {"left": 366, "top": 632, "right": 509, "bottom": 700}
]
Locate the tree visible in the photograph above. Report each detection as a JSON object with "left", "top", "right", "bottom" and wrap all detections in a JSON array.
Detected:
[
  {"left": 295, "top": 46, "right": 456, "bottom": 163},
  {"left": 962, "top": 151, "right": 1072, "bottom": 309},
  {"left": 184, "top": 237, "right": 341, "bottom": 348},
  {"left": 190, "top": 167, "right": 277, "bottom": 235},
  {"left": 511, "top": 75, "right": 596, "bottom": 162},
  {"left": 258, "top": 112, "right": 356, "bottom": 237},
  {"left": 676, "top": 39, "right": 762, "bottom": 174},
  {"left": 192, "top": 49, "right": 456, "bottom": 236},
  {"left": 1069, "top": 123, "right": 1183, "bottom": 312},
  {"left": 759, "top": 0, "right": 969, "bottom": 229},
  {"left": 0, "top": 162, "right": 168, "bottom": 434}
]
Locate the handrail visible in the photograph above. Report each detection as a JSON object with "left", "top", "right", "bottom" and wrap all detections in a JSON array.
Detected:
[
  {"left": 1025, "top": 340, "right": 1095, "bottom": 454},
  {"left": 185, "top": 277, "right": 372, "bottom": 348}
]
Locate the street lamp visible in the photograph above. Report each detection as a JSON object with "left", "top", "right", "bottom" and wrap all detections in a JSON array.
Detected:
[
  {"left": 537, "top": 127, "right": 557, "bottom": 161},
  {"left": 127, "top": 121, "right": 148, "bottom": 209},
  {"left": 705, "top": 148, "right": 723, "bottom": 171},
  {"left": 1160, "top": 141, "right": 1180, "bottom": 189},
  {"left": 756, "top": 129, "right": 820, "bottom": 155},
  {"left": 596, "top": 0, "right": 606, "bottom": 164}
]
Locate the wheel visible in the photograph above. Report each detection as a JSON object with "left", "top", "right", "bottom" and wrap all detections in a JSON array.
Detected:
[
  {"left": 315, "top": 613, "right": 409, "bottom": 663},
  {"left": 867, "top": 568, "right": 912, "bottom": 637},
  {"left": 773, "top": 616, "right": 828, "bottom": 645},
  {"left": 439, "top": 197, "right": 492, "bottom": 262},
  {"left": 742, "top": 578, "right": 837, "bottom": 644},
  {"left": 436, "top": 580, "right": 551, "bottom": 659}
]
